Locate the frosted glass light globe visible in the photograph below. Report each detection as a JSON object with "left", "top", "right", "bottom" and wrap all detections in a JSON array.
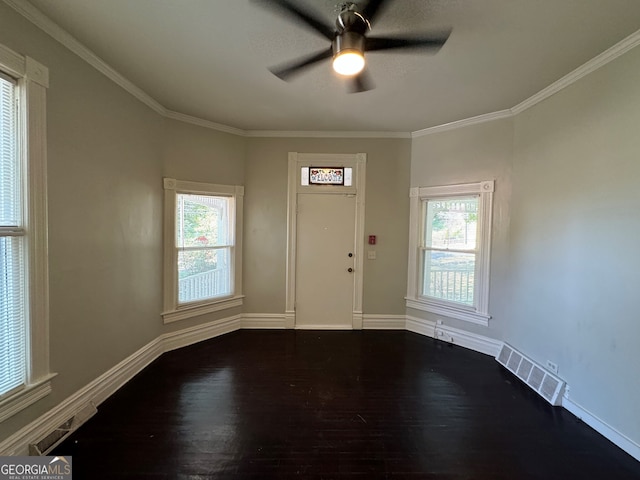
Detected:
[{"left": 332, "top": 51, "right": 365, "bottom": 76}]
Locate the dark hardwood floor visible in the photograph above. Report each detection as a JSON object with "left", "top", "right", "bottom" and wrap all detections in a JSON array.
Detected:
[{"left": 53, "top": 330, "right": 640, "bottom": 479}]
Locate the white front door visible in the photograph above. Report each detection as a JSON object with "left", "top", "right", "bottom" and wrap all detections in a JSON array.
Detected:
[{"left": 295, "top": 193, "right": 356, "bottom": 328}]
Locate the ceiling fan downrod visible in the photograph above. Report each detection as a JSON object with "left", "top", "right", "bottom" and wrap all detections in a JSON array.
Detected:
[{"left": 332, "top": 3, "right": 369, "bottom": 76}]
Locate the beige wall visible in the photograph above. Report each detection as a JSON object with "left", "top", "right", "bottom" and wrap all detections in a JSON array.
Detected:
[
  {"left": 509, "top": 46, "right": 640, "bottom": 443},
  {"left": 0, "top": 2, "right": 164, "bottom": 439},
  {"left": 0, "top": 1, "right": 412, "bottom": 442},
  {"left": 409, "top": 118, "right": 514, "bottom": 339},
  {"left": 160, "top": 119, "right": 247, "bottom": 334},
  {"left": 161, "top": 119, "right": 245, "bottom": 186},
  {"left": 3, "top": 0, "right": 640, "bottom": 455},
  {"left": 409, "top": 44, "right": 640, "bottom": 448},
  {"left": 244, "top": 137, "right": 411, "bottom": 314}
]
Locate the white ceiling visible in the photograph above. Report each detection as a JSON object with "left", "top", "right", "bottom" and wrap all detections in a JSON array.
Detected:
[{"left": 22, "top": 0, "right": 640, "bottom": 133}]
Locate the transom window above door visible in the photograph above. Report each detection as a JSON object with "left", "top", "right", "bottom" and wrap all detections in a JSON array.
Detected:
[{"left": 300, "top": 167, "right": 353, "bottom": 186}]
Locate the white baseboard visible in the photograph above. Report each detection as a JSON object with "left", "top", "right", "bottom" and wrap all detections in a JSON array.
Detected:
[
  {"left": 294, "top": 324, "right": 353, "bottom": 330},
  {"left": 5, "top": 311, "right": 637, "bottom": 466},
  {"left": 0, "top": 315, "right": 242, "bottom": 456},
  {"left": 284, "top": 311, "right": 295, "bottom": 329},
  {"left": 406, "top": 315, "right": 437, "bottom": 337},
  {"left": 162, "top": 315, "right": 241, "bottom": 352},
  {"left": 0, "top": 337, "right": 164, "bottom": 456},
  {"left": 434, "top": 324, "right": 502, "bottom": 357},
  {"left": 562, "top": 396, "right": 640, "bottom": 462},
  {"left": 363, "top": 314, "right": 406, "bottom": 330},
  {"left": 405, "top": 316, "right": 640, "bottom": 457},
  {"left": 241, "top": 313, "right": 286, "bottom": 329},
  {"left": 406, "top": 316, "right": 501, "bottom": 357},
  {"left": 352, "top": 311, "right": 363, "bottom": 330}
]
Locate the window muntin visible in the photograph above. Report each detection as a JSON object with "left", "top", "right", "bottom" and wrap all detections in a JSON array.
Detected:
[
  {"left": 176, "top": 194, "right": 233, "bottom": 304},
  {"left": 162, "top": 178, "right": 244, "bottom": 323},
  {"left": 406, "top": 181, "right": 493, "bottom": 326},
  {"left": 421, "top": 196, "right": 478, "bottom": 306}
]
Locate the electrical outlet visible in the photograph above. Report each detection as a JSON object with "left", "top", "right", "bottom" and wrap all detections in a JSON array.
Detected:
[{"left": 546, "top": 360, "right": 558, "bottom": 375}]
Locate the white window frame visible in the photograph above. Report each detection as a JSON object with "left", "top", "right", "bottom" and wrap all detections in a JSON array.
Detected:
[
  {"left": 406, "top": 181, "right": 494, "bottom": 326},
  {"left": 162, "top": 178, "right": 244, "bottom": 324},
  {"left": 0, "top": 44, "right": 54, "bottom": 422}
]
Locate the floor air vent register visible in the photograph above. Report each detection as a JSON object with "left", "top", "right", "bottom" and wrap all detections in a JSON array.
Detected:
[
  {"left": 28, "top": 402, "right": 97, "bottom": 455},
  {"left": 496, "top": 344, "right": 566, "bottom": 406}
]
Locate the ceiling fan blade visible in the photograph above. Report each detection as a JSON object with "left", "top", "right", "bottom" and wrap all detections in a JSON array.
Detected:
[
  {"left": 365, "top": 30, "right": 451, "bottom": 52},
  {"left": 252, "top": 0, "right": 335, "bottom": 41},
  {"left": 361, "top": 0, "right": 392, "bottom": 25},
  {"left": 348, "top": 69, "right": 374, "bottom": 94},
  {"left": 269, "top": 47, "right": 334, "bottom": 81}
]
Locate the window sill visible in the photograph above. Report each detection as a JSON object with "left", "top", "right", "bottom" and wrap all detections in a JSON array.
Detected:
[
  {"left": 405, "top": 297, "right": 490, "bottom": 326},
  {"left": 162, "top": 295, "right": 244, "bottom": 324},
  {"left": 0, "top": 373, "right": 57, "bottom": 423}
]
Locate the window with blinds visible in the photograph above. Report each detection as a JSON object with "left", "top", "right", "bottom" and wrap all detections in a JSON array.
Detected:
[{"left": 0, "top": 72, "right": 27, "bottom": 398}]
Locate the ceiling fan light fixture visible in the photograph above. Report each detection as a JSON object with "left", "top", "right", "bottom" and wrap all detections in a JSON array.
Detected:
[
  {"left": 332, "top": 31, "right": 366, "bottom": 76},
  {"left": 333, "top": 50, "right": 365, "bottom": 76}
]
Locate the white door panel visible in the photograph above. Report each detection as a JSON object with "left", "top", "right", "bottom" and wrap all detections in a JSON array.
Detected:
[{"left": 295, "top": 193, "right": 356, "bottom": 328}]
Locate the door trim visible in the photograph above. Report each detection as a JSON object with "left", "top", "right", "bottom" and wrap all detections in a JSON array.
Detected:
[{"left": 285, "top": 152, "right": 367, "bottom": 329}]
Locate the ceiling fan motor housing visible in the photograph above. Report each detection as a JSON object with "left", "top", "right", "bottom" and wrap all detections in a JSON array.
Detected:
[
  {"left": 332, "top": 31, "right": 366, "bottom": 58},
  {"left": 336, "top": 5, "right": 370, "bottom": 35},
  {"left": 333, "top": 5, "right": 370, "bottom": 60}
]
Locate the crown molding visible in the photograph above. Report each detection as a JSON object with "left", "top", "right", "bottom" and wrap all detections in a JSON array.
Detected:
[
  {"left": 4, "top": 0, "right": 640, "bottom": 139},
  {"left": 245, "top": 130, "right": 411, "bottom": 138},
  {"left": 164, "top": 110, "right": 247, "bottom": 137},
  {"left": 511, "top": 29, "right": 640, "bottom": 115},
  {"left": 411, "top": 110, "right": 513, "bottom": 138},
  {"left": 3, "top": 0, "right": 166, "bottom": 115},
  {"left": 412, "top": 28, "right": 640, "bottom": 136}
]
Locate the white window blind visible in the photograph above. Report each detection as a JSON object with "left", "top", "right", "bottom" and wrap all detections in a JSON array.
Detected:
[{"left": 0, "top": 72, "right": 27, "bottom": 397}]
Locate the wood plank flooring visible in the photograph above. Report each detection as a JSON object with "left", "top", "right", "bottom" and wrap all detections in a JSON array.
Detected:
[{"left": 52, "top": 330, "right": 640, "bottom": 479}]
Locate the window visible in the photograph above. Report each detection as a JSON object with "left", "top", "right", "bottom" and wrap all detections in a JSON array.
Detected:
[
  {"left": 0, "top": 45, "right": 52, "bottom": 422},
  {"left": 300, "top": 166, "right": 353, "bottom": 186},
  {"left": 162, "top": 178, "right": 244, "bottom": 323},
  {"left": 176, "top": 194, "right": 232, "bottom": 303},
  {"left": 0, "top": 72, "right": 24, "bottom": 398},
  {"left": 406, "top": 181, "right": 494, "bottom": 326},
  {"left": 423, "top": 196, "right": 478, "bottom": 305}
]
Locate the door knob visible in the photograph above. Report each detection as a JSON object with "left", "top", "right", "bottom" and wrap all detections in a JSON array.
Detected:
[
  {"left": 347, "top": 267, "right": 353, "bottom": 273},
  {"left": 348, "top": 253, "right": 353, "bottom": 257}
]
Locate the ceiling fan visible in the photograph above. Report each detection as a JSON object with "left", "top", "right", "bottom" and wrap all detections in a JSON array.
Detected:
[{"left": 252, "top": 0, "right": 451, "bottom": 93}]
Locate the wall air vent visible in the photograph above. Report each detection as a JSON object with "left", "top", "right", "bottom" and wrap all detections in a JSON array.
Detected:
[
  {"left": 495, "top": 344, "right": 565, "bottom": 406},
  {"left": 29, "top": 402, "right": 97, "bottom": 455}
]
